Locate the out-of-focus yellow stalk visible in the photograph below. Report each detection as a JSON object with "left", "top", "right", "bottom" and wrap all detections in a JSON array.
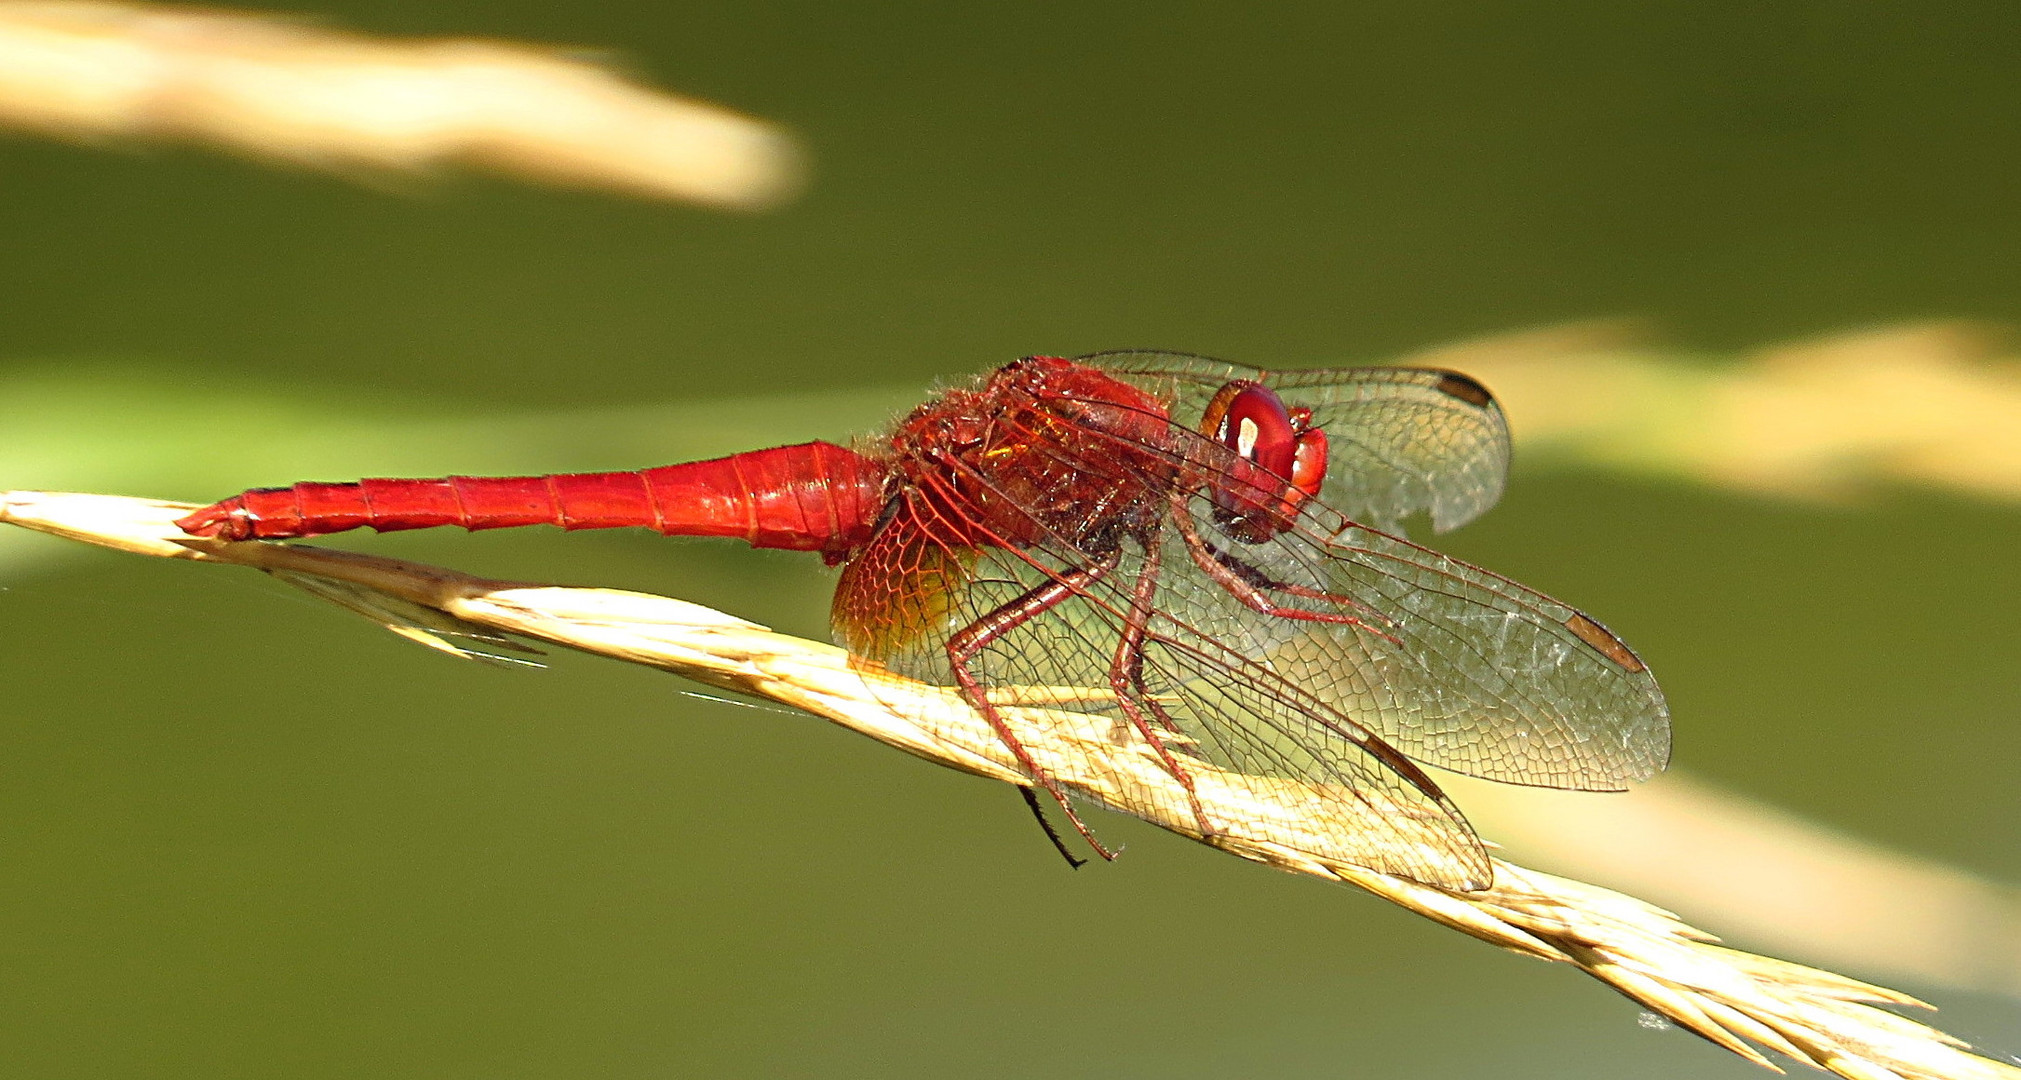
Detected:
[
  {"left": 1410, "top": 322, "right": 2021, "bottom": 503},
  {"left": 0, "top": 1, "right": 802, "bottom": 207},
  {"left": 5, "top": 490, "right": 2016, "bottom": 1080}
]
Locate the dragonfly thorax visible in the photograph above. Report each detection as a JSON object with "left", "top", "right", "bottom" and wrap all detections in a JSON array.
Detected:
[{"left": 883, "top": 357, "right": 1178, "bottom": 551}]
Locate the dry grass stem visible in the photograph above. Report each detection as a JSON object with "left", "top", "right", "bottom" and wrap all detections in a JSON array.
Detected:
[
  {"left": 5, "top": 489, "right": 2016, "bottom": 1080},
  {"left": 1454, "top": 773, "right": 2021, "bottom": 997},
  {"left": 1409, "top": 322, "right": 2021, "bottom": 503},
  {"left": 0, "top": 1, "right": 801, "bottom": 207}
]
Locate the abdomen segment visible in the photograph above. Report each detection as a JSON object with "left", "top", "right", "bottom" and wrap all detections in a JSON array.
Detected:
[{"left": 176, "top": 441, "right": 888, "bottom": 556}]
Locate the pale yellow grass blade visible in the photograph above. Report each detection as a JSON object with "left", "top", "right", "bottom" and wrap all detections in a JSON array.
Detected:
[
  {"left": 1408, "top": 322, "right": 2021, "bottom": 503},
  {"left": 5, "top": 490, "right": 2017, "bottom": 1080},
  {"left": 0, "top": 1, "right": 802, "bottom": 208}
]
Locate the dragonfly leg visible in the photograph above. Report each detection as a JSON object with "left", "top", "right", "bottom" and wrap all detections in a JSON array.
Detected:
[
  {"left": 946, "top": 552, "right": 1124, "bottom": 862},
  {"left": 1017, "top": 786, "right": 1087, "bottom": 869},
  {"left": 1172, "top": 496, "right": 1402, "bottom": 646},
  {"left": 1106, "top": 534, "right": 1217, "bottom": 842}
]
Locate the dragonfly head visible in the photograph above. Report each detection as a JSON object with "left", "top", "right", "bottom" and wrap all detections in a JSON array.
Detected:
[{"left": 1199, "top": 380, "right": 1329, "bottom": 543}]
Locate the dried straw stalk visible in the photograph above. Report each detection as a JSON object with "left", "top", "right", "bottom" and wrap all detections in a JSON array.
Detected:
[{"left": 5, "top": 489, "right": 2016, "bottom": 1080}]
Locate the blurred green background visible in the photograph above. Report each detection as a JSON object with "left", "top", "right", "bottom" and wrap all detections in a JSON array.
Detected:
[{"left": 2, "top": 2, "right": 2017, "bottom": 1076}]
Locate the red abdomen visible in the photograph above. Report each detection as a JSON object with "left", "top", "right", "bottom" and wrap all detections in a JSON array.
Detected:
[{"left": 176, "top": 441, "right": 889, "bottom": 558}]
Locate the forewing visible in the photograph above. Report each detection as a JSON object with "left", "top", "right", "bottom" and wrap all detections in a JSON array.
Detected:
[
  {"left": 1082, "top": 350, "right": 1511, "bottom": 534},
  {"left": 1077, "top": 351, "right": 1662, "bottom": 788},
  {"left": 1173, "top": 489, "right": 1670, "bottom": 791}
]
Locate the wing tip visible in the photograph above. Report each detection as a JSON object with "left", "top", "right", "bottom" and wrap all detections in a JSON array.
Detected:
[
  {"left": 1430, "top": 370, "right": 1498, "bottom": 411},
  {"left": 1564, "top": 613, "right": 1648, "bottom": 674}
]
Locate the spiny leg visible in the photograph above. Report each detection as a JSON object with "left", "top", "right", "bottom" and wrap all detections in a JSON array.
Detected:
[
  {"left": 1105, "top": 532, "right": 1216, "bottom": 840},
  {"left": 1017, "top": 786, "right": 1086, "bottom": 869},
  {"left": 1172, "top": 495, "right": 1400, "bottom": 645},
  {"left": 1168, "top": 499, "right": 1468, "bottom": 788},
  {"left": 947, "top": 551, "right": 1123, "bottom": 862}
]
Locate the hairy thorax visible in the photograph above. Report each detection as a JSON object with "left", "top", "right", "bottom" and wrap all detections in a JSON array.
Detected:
[{"left": 882, "top": 356, "right": 1181, "bottom": 552}]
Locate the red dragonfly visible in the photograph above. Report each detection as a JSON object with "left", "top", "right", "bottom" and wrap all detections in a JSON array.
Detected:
[{"left": 179, "top": 351, "right": 1669, "bottom": 889}]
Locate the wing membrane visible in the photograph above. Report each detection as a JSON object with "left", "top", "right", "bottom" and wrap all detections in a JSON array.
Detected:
[
  {"left": 1082, "top": 350, "right": 1511, "bottom": 534},
  {"left": 1175, "top": 491, "right": 1670, "bottom": 790}
]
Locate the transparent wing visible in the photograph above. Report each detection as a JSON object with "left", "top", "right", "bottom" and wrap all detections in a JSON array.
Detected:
[
  {"left": 1077, "top": 351, "right": 1662, "bottom": 785},
  {"left": 833, "top": 475, "right": 1494, "bottom": 890},
  {"left": 1081, "top": 350, "right": 1511, "bottom": 535},
  {"left": 1169, "top": 490, "right": 1670, "bottom": 791},
  {"left": 274, "top": 569, "right": 545, "bottom": 667}
]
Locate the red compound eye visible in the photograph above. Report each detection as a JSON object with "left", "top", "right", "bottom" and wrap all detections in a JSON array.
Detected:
[
  {"left": 1284, "top": 406, "right": 1328, "bottom": 509},
  {"left": 1199, "top": 381, "right": 1329, "bottom": 541}
]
